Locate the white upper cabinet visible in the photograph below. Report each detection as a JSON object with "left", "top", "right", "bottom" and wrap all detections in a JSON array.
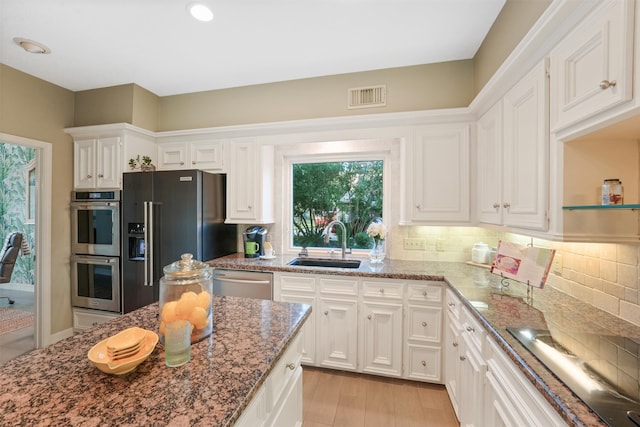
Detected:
[
  {"left": 225, "top": 138, "right": 274, "bottom": 224},
  {"left": 550, "top": 0, "right": 634, "bottom": 131},
  {"left": 74, "top": 137, "right": 121, "bottom": 189},
  {"left": 157, "top": 140, "right": 224, "bottom": 171},
  {"left": 401, "top": 123, "right": 470, "bottom": 224},
  {"left": 476, "top": 101, "right": 503, "bottom": 225},
  {"left": 476, "top": 59, "right": 549, "bottom": 231},
  {"left": 68, "top": 124, "right": 157, "bottom": 190},
  {"left": 502, "top": 59, "right": 549, "bottom": 231}
]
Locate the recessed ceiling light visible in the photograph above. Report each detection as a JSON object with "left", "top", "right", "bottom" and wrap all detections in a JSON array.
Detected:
[
  {"left": 13, "top": 37, "right": 51, "bottom": 54},
  {"left": 188, "top": 3, "right": 214, "bottom": 22}
]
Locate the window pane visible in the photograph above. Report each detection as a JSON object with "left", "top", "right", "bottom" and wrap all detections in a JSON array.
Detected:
[{"left": 292, "top": 160, "right": 383, "bottom": 249}]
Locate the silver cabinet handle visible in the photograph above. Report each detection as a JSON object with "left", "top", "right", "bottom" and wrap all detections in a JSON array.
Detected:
[
  {"left": 460, "top": 356, "right": 466, "bottom": 361},
  {"left": 422, "top": 291, "right": 427, "bottom": 297},
  {"left": 492, "top": 203, "right": 500, "bottom": 209},
  {"left": 453, "top": 342, "right": 458, "bottom": 347},
  {"left": 192, "top": 161, "right": 196, "bottom": 164},
  {"left": 421, "top": 360, "right": 426, "bottom": 367},
  {"left": 379, "top": 288, "right": 384, "bottom": 294},
  {"left": 87, "top": 174, "right": 92, "bottom": 179},
  {"left": 286, "top": 363, "right": 295, "bottom": 370},
  {"left": 324, "top": 311, "right": 328, "bottom": 315},
  {"left": 503, "top": 202, "right": 510, "bottom": 209},
  {"left": 599, "top": 80, "right": 617, "bottom": 90},
  {"left": 466, "top": 326, "right": 475, "bottom": 332},
  {"left": 422, "top": 321, "right": 427, "bottom": 327},
  {"left": 368, "top": 315, "right": 372, "bottom": 320},
  {"left": 98, "top": 174, "right": 104, "bottom": 178},
  {"left": 448, "top": 302, "right": 455, "bottom": 307}
]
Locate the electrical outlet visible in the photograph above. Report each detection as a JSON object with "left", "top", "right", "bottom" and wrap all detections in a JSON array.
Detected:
[
  {"left": 552, "top": 254, "right": 563, "bottom": 275},
  {"left": 404, "top": 237, "right": 426, "bottom": 251},
  {"left": 436, "top": 239, "right": 445, "bottom": 252}
]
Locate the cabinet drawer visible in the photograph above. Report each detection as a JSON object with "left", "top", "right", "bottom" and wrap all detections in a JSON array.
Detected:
[
  {"left": 319, "top": 277, "right": 358, "bottom": 296},
  {"left": 270, "top": 334, "right": 302, "bottom": 408},
  {"left": 407, "top": 281, "right": 443, "bottom": 304},
  {"left": 73, "top": 308, "right": 119, "bottom": 331},
  {"left": 405, "top": 344, "right": 442, "bottom": 382},
  {"left": 406, "top": 305, "right": 442, "bottom": 343},
  {"left": 279, "top": 275, "right": 316, "bottom": 293},
  {"left": 445, "top": 289, "right": 461, "bottom": 320},
  {"left": 462, "top": 307, "right": 485, "bottom": 353},
  {"left": 362, "top": 280, "right": 403, "bottom": 300}
]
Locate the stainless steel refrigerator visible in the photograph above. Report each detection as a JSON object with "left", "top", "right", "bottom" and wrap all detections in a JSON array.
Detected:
[{"left": 121, "top": 170, "right": 237, "bottom": 313}]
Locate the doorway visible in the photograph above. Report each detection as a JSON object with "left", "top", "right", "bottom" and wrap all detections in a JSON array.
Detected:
[{"left": 0, "top": 132, "right": 53, "bottom": 359}]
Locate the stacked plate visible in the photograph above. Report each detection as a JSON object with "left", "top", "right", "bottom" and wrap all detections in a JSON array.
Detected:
[{"left": 88, "top": 327, "right": 158, "bottom": 375}]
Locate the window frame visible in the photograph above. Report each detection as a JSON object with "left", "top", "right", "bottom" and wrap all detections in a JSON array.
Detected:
[{"left": 281, "top": 140, "right": 393, "bottom": 257}]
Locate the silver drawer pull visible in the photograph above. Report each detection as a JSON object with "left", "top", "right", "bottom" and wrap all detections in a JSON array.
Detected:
[
  {"left": 422, "top": 291, "right": 427, "bottom": 297},
  {"left": 460, "top": 356, "right": 466, "bottom": 361},
  {"left": 421, "top": 321, "right": 427, "bottom": 327},
  {"left": 286, "top": 363, "right": 296, "bottom": 370},
  {"left": 421, "top": 360, "right": 426, "bottom": 367},
  {"left": 368, "top": 315, "right": 372, "bottom": 320},
  {"left": 379, "top": 288, "right": 384, "bottom": 294},
  {"left": 466, "top": 326, "right": 475, "bottom": 333},
  {"left": 599, "top": 79, "right": 617, "bottom": 90},
  {"left": 453, "top": 342, "right": 458, "bottom": 347},
  {"left": 324, "top": 311, "right": 328, "bottom": 315},
  {"left": 448, "top": 302, "right": 455, "bottom": 307}
]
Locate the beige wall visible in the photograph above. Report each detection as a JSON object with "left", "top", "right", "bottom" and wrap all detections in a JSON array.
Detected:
[
  {"left": 472, "top": 0, "right": 551, "bottom": 96},
  {"left": 132, "top": 84, "right": 159, "bottom": 132},
  {"left": 157, "top": 61, "right": 474, "bottom": 131},
  {"left": 74, "top": 84, "right": 135, "bottom": 127},
  {"left": 0, "top": 64, "right": 75, "bottom": 335}
]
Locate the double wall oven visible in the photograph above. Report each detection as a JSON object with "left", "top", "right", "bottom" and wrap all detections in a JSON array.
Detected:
[{"left": 70, "top": 191, "right": 121, "bottom": 313}]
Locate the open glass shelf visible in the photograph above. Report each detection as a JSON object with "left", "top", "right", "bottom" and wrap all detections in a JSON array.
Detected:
[{"left": 562, "top": 204, "right": 640, "bottom": 210}]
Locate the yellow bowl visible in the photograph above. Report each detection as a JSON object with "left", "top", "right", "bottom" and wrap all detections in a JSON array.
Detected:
[
  {"left": 88, "top": 329, "right": 158, "bottom": 375},
  {"left": 106, "top": 326, "right": 147, "bottom": 352}
]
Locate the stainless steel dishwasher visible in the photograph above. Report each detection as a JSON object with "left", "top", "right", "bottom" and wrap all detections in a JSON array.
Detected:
[{"left": 212, "top": 269, "right": 273, "bottom": 300}]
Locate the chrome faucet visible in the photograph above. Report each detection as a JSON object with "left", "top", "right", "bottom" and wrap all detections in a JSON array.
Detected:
[{"left": 324, "top": 220, "right": 349, "bottom": 259}]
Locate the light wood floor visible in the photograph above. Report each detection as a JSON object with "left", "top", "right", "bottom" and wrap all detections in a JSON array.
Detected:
[
  {"left": 302, "top": 367, "right": 459, "bottom": 427},
  {"left": 0, "top": 287, "right": 36, "bottom": 364}
]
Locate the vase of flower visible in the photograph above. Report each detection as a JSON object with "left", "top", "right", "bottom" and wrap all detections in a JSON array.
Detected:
[
  {"left": 366, "top": 220, "right": 387, "bottom": 264},
  {"left": 369, "top": 238, "right": 385, "bottom": 264}
]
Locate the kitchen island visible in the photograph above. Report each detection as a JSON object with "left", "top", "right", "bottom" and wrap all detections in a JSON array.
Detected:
[
  {"left": 0, "top": 295, "right": 311, "bottom": 426},
  {"left": 210, "top": 253, "right": 640, "bottom": 427}
]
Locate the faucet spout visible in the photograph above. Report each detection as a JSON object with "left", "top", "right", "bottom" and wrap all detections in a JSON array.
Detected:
[{"left": 324, "top": 220, "right": 348, "bottom": 259}]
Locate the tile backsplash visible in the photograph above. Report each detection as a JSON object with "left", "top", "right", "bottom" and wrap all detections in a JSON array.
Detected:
[{"left": 391, "top": 226, "right": 640, "bottom": 327}]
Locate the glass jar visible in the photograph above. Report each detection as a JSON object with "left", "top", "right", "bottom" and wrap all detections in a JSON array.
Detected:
[{"left": 159, "top": 253, "right": 213, "bottom": 344}]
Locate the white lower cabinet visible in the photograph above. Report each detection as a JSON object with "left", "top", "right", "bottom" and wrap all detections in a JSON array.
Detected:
[
  {"left": 235, "top": 334, "right": 303, "bottom": 427},
  {"left": 459, "top": 329, "right": 487, "bottom": 427},
  {"left": 444, "top": 290, "right": 462, "bottom": 418},
  {"left": 318, "top": 296, "right": 358, "bottom": 370},
  {"left": 360, "top": 279, "right": 404, "bottom": 377},
  {"left": 276, "top": 274, "right": 317, "bottom": 365},
  {"left": 484, "top": 338, "right": 566, "bottom": 427}
]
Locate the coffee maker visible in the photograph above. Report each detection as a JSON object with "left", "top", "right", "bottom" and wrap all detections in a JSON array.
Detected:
[{"left": 243, "top": 226, "right": 267, "bottom": 258}]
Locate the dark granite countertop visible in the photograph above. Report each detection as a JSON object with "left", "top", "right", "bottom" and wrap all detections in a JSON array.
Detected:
[
  {"left": 210, "top": 253, "right": 640, "bottom": 427},
  {"left": 0, "top": 295, "right": 311, "bottom": 426}
]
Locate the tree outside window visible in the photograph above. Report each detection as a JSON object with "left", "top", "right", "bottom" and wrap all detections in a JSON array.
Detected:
[{"left": 292, "top": 160, "right": 383, "bottom": 250}]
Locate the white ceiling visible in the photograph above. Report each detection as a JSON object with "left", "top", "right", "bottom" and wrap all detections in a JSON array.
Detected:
[{"left": 1, "top": 0, "right": 506, "bottom": 97}]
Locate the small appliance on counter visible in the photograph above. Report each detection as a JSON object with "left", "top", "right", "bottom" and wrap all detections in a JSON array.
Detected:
[{"left": 243, "top": 226, "right": 267, "bottom": 258}]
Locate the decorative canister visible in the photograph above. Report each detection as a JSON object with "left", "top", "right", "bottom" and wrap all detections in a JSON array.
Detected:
[
  {"left": 159, "top": 253, "right": 213, "bottom": 344},
  {"left": 471, "top": 243, "right": 490, "bottom": 264}
]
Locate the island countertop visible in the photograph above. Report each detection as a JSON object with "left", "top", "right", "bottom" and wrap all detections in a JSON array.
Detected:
[
  {"left": 209, "top": 253, "right": 640, "bottom": 427},
  {"left": 0, "top": 296, "right": 311, "bottom": 426}
]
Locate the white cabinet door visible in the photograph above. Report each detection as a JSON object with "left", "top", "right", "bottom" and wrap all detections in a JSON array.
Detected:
[
  {"left": 158, "top": 142, "right": 188, "bottom": 170},
  {"left": 444, "top": 312, "right": 462, "bottom": 419},
  {"left": 279, "top": 293, "right": 316, "bottom": 365},
  {"left": 74, "top": 139, "right": 96, "bottom": 189},
  {"left": 96, "top": 137, "right": 121, "bottom": 188},
  {"left": 550, "top": 0, "right": 634, "bottom": 130},
  {"left": 318, "top": 297, "right": 358, "bottom": 371},
  {"left": 226, "top": 139, "right": 275, "bottom": 224},
  {"left": 403, "top": 123, "right": 470, "bottom": 223},
  {"left": 360, "top": 301, "right": 402, "bottom": 377},
  {"left": 190, "top": 140, "right": 224, "bottom": 171},
  {"left": 74, "top": 137, "right": 121, "bottom": 189},
  {"left": 459, "top": 333, "right": 487, "bottom": 427},
  {"left": 502, "top": 59, "right": 549, "bottom": 231},
  {"left": 476, "top": 101, "right": 503, "bottom": 225}
]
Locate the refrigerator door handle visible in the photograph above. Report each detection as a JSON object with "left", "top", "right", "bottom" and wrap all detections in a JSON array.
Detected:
[
  {"left": 148, "top": 201, "right": 154, "bottom": 287},
  {"left": 143, "top": 201, "right": 149, "bottom": 286}
]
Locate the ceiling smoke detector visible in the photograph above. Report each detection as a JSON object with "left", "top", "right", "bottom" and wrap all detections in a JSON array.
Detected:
[{"left": 13, "top": 37, "right": 50, "bottom": 54}]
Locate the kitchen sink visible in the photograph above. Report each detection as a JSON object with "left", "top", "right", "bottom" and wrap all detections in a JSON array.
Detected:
[{"left": 287, "top": 257, "right": 361, "bottom": 269}]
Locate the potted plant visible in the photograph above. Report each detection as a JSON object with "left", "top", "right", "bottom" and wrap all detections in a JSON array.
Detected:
[{"left": 129, "top": 155, "right": 156, "bottom": 172}]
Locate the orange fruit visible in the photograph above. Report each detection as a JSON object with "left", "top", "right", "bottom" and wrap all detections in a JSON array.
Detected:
[
  {"left": 189, "top": 306, "right": 208, "bottom": 329},
  {"left": 196, "top": 291, "right": 211, "bottom": 310},
  {"left": 175, "top": 291, "right": 198, "bottom": 319},
  {"left": 161, "top": 300, "right": 178, "bottom": 323}
]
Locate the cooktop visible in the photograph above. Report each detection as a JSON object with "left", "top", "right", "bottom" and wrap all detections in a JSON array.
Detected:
[{"left": 507, "top": 327, "right": 640, "bottom": 426}]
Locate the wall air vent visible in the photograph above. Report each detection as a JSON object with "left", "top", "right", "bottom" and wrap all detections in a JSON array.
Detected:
[{"left": 347, "top": 85, "right": 387, "bottom": 109}]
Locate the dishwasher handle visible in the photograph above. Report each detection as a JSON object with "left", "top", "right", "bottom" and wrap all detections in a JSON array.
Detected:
[{"left": 214, "top": 277, "right": 272, "bottom": 285}]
